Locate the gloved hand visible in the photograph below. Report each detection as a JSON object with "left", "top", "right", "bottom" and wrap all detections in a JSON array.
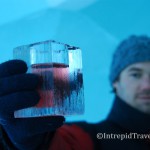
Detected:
[{"left": 0, "top": 60, "right": 65, "bottom": 150}]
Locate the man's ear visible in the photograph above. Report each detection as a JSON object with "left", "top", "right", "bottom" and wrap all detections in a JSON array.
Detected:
[
  {"left": 112, "top": 81, "right": 119, "bottom": 93},
  {"left": 112, "top": 76, "right": 120, "bottom": 89},
  {"left": 113, "top": 82, "right": 118, "bottom": 89}
]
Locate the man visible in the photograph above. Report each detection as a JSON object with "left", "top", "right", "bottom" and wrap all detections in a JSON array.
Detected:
[
  {"left": 0, "top": 35, "right": 150, "bottom": 150},
  {"left": 94, "top": 35, "right": 150, "bottom": 150}
]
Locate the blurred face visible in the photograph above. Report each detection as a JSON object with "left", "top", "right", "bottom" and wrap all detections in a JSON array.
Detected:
[{"left": 113, "top": 62, "right": 150, "bottom": 114}]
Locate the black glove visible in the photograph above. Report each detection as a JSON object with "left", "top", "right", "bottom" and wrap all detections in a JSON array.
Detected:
[{"left": 0, "top": 60, "right": 65, "bottom": 150}]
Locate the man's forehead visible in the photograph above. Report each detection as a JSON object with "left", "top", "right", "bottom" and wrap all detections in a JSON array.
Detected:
[{"left": 125, "top": 62, "right": 150, "bottom": 72}]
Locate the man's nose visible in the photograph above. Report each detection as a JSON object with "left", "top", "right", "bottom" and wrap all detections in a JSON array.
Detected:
[{"left": 140, "top": 77, "right": 150, "bottom": 90}]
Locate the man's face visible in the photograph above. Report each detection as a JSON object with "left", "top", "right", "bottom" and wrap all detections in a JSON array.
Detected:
[{"left": 113, "top": 62, "right": 150, "bottom": 114}]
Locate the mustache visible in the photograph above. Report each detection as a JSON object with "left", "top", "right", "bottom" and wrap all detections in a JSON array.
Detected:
[{"left": 137, "top": 90, "right": 150, "bottom": 96}]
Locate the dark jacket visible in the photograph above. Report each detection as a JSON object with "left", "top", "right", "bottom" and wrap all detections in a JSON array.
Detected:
[{"left": 76, "top": 96, "right": 150, "bottom": 150}]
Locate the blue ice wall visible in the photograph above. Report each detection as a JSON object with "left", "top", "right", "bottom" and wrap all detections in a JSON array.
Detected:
[{"left": 0, "top": 0, "right": 150, "bottom": 123}]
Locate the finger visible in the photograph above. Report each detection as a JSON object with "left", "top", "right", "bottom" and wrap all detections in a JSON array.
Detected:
[
  {"left": 13, "top": 116, "right": 65, "bottom": 137},
  {"left": 2, "top": 116, "right": 65, "bottom": 143},
  {"left": 0, "top": 74, "right": 40, "bottom": 96},
  {"left": 0, "top": 60, "right": 27, "bottom": 78},
  {"left": 0, "top": 91, "right": 40, "bottom": 118}
]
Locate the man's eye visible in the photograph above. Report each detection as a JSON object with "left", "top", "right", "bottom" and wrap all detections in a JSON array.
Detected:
[{"left": 130, "top": 73, "right": 141, "bottom": 78}]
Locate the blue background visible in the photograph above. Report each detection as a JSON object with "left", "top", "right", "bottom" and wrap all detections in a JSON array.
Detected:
[{"left": 0, "top": 0, "right": 150, "bottom": 123}]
